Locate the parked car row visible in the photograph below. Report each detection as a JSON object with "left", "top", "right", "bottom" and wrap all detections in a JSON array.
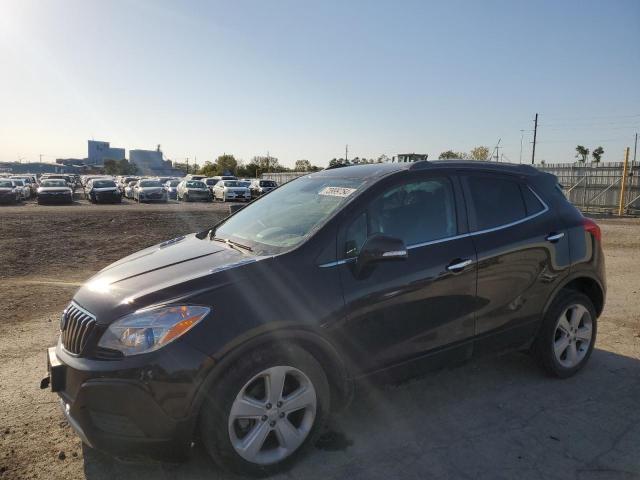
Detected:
[{"left": 0, "top": 172, "right": 279, "bottom": 206}]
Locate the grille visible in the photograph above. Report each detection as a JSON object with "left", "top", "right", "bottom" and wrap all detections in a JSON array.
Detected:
[{"left": 60, "top": 303, "right": 97, "bottom": 355}]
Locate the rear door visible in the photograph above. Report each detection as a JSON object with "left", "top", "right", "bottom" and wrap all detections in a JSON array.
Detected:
[
  {"left": 460, "top": 173, "right": 570, "bottom": 354},
  {"left": 330, "top": 172, "right": 478, "bottom": 374}
]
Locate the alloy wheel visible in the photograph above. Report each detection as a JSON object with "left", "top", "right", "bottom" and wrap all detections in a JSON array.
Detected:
[
  {"left": 227, "top": 365, "right": 317, "bottom": 465},
  {"left": 553, "top": 303, "right": 593, "bottom": 368}
]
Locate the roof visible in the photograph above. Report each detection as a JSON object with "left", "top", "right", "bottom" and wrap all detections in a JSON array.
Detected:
[{"left": 312, "top": 160, "right": 539, "bottom": 181}]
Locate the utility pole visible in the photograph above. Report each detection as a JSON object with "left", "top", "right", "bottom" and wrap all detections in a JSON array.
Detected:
[
  {"left": 634, "top": 132, "right": 638, "bottom": 163},
  {"left": 345, "top": 144, "right": 348, "bottom": 163},
  {"left": 531, "top": 113, "right": 538, "bottom": 165},
  {"left": 186, "top": 157, "right": 189, "bottom": 174},
  {"left": 519, "top": 130, "right": 524, "bottom": 164},
  {"left": 39, "top": 154, "right": 43, "bottom": 163}
]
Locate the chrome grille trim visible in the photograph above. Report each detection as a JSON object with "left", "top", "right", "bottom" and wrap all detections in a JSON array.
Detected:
[{"left": 60, "top": 302, "right": 97, "bottom": 355}]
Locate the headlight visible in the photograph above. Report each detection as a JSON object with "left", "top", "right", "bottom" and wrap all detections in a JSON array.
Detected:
[{"left": 97, "top": 305, "right": 210, "bottom": 356}]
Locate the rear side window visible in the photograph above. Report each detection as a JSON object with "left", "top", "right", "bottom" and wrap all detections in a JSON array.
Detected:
[{"left": 465, "top": 176, "right": 526, "bottom": 231}]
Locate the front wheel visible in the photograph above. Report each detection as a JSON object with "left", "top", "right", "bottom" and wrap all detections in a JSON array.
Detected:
[
  {"left": 532, "top": 291, "right": 597, "bottom": 378},
  {"left": 200, "top": 345, "right": 330, "bottom": 476}
]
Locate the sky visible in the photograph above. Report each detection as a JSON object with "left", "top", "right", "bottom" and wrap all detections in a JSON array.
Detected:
[{"left": 0, "top": 0, "right": 638, "bottom": 168}]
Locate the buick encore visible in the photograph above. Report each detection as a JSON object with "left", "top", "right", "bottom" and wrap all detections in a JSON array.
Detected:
[{"left": 43, "top": 160, "right": 605, "bottom": 475}]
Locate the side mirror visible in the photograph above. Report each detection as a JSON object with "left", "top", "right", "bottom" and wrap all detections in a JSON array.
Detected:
[{"left": 354, "top": 234, "right": 407, "bottom": 278}]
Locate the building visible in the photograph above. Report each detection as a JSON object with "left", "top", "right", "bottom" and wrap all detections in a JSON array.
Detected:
[
  {"left": 129, "top": 147, "right": 183, "bottom": 176},
  {"left": 87, "top": 140, "right": 125, "bottom": 166},
  {"left": 392, "top": 153, "right": 429, "bottom": 163}
]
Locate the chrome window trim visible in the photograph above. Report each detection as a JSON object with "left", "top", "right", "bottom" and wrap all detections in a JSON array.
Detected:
[{"left": 319, "top": 185, "right": 548, "bottom": 268}]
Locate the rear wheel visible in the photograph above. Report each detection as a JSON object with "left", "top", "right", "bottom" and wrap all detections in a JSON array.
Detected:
[
  {"left": 533, "top": 291, "right": 597, "bottom": 378},
  {"left": 200, "top": 345, "right": 330, "bottom": 476}
]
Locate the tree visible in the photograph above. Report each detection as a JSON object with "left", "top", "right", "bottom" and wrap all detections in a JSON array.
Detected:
[
  {"left": 328, "top": 158, "right": 350, "bottom": 169},
  {"left": 103, "top": 159, "right": 118, "bottom": 175},
  {"left": 439, "top": 150, "right": 469, "bottom": 159},
  {"left": 469, "top": 146, "right": 490, "bottom": 161},
  {"left": 215, "top": 154, "right": 238, "bottom": 175},
  {"left": 249, "top": 155, "right": 287, "bottom": 176},
  {"left": 103, "top": 158, "right": 138, "bottom": 175},
  {"left": 198, "top": 161, "right": 217, "bottom": 177},
  {"left": 592, "top": 146, "right": 604, "bottom": 164},
  {"left": 294, "top": 159, "right": 312, "bottom": 171},
  {"left": 575, "top": 145, "right": 589, "bottom": 163}
]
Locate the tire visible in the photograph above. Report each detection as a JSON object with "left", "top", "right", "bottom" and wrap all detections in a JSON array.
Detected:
[
  {"left": 532, "top": 290, "right": 597, "bottom": 378},
  {"left": 200, "top": 344, "right": 330, "bottom": 476}
]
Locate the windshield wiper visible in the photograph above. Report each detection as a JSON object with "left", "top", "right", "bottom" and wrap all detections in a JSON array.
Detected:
[{"left": 212, "top": 236, "right": 253, "bottom": 253}]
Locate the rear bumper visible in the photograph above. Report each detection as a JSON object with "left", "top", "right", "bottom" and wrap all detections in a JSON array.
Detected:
[{"left": 45, "top": 343, "right": 214, "bottom": 461}]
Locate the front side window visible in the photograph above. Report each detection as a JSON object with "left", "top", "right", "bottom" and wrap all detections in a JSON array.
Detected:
[
  {"left": 343, "top": 177, "right": 457, "bottom": 257},
  {"left": 465, "top": 176, "right": 527, "bottom": 231}
]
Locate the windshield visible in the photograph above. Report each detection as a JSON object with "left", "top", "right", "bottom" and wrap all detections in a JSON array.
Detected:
[
  {"left": 0, "top": 180, "right": 13, "bottom": 188},
  {"left": 186, "top": 181, "right": 206, "bottom": 188},
  {"left": 223, "top": 181, "right": 243, "bottom": 187},
  {"left": 12, "top": 180, "right": 24, "bottom": 186},
  {"left": 93, "top": 180, "right": 116, "bottom": 188},
  {"left": 139, "top": 180, "right": 162, "bottom": 188},
  {"left": 215, "top": 176, "right": 364, "bottom": 254},
  {"left": 205, "top": 179, "right": 217, "bottom": 185},
  {"left": 260, "top": 180, "right": 277, "bottom": 187},
  {"left": 168, "top": 180, "right": 180, "bottom": 187},
  {"left": 42, "top": 180, "right": 66, "bottom": 187}
]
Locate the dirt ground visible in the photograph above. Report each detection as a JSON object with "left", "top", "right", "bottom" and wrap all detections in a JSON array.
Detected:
[{"left": 1, "top": 201, "right": 639, "bottom": 480}]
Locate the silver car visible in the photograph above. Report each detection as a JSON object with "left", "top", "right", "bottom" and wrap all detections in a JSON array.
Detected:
[
  {"left": 134, "top": 179, "right": 168, "bottom": 203},
  {"left": 212, "top": 180, "right": 250, "bottom": 202},
  {"left": 177, "top": 180, "right": 211, "bottom": 202}
]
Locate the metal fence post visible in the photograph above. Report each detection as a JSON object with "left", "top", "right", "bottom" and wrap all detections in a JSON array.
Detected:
[{"left": 618, "top": 147, "right": 630, "bottom": 216}]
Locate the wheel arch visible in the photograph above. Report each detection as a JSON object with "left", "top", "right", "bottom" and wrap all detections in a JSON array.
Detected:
[
  {"left": 189, "top": 328, "right": 354, "bottom": 425},
  {"left": 544, "top": 274, "right": 605, "bottom": 319}
]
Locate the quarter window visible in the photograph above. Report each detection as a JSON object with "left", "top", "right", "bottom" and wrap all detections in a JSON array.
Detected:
[
  {"left": 465, "top": 176, "right": 528, "bottom": 231},
  {"left": 520, "top": 185, "right": 545, "bottom": 216},
  {"left": 343, "top": 177, "right": 457, "bottom": 257}
]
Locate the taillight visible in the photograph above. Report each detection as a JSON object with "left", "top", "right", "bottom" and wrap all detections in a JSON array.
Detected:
[{"left": 583, "top": 217, "right": 601, "bottom": 242}]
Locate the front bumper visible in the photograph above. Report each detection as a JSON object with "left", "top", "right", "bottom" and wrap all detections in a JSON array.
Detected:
[
  {"left": 38, "top": 193, "right": 73, "bottom": 203},
  {"left": 223, "top": 193, "right": 249, "bottom": 201},
  {"left": 44, "top": 342, "right": 214, "bottom": 460},
  {"left": 94, "top": 191, "right": 121, "bottom": 203}
]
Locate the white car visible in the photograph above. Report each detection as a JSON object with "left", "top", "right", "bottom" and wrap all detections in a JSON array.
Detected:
[
  {"left": 124, "top": 180, "right": 139, "bottom": 199},
  {"left": 10, "top": 179, "right": 31, "bottom": 199},
  {"left": 249, "top": 179, "right": 278, "bottom": 198},
  {"left": 177, "top": 180, "right": 211, "bottom": 202},
  {"left": 212, "top": 180, "right": 250, "bottom": 202},
  {"left": 11, "top": 176, "right": 38, "bottom": 196}
]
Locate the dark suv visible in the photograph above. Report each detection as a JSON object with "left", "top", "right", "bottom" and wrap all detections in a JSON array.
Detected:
[{"left": 43, "top": 161, "right": 605, "bottom": 475}]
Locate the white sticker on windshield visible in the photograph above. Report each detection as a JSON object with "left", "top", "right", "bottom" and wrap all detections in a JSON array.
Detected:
[{"left": 319, "top": 186, "right": 357, "bottom": 197}]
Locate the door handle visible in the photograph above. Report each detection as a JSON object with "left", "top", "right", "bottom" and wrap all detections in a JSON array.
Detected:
[
  {"left": 546, "top": 232, "right": 565, "bottom": 242},
  {"left": 447, "top": 259, "right": 473, "bottom": 272}
]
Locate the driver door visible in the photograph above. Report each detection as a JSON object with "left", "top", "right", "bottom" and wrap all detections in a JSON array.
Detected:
[{"left": 331, "top": 173, "right": 478, "bottom": 374}]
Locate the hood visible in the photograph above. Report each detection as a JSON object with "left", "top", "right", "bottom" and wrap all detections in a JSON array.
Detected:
[
  {"left": 93, "top": 187, "right": 118, "bottom": 192},
  {"left": 139, "top": 187, "right": 163, "bottom": 193},
  {"left": 0, "top": 187, "right": 14, "bottom": 192},
  {"left": 72, "top": 233, "right": 260, "bottom": 323},
  {"left": 226, "top": 187, "right": 249, "bottom": 192}
]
